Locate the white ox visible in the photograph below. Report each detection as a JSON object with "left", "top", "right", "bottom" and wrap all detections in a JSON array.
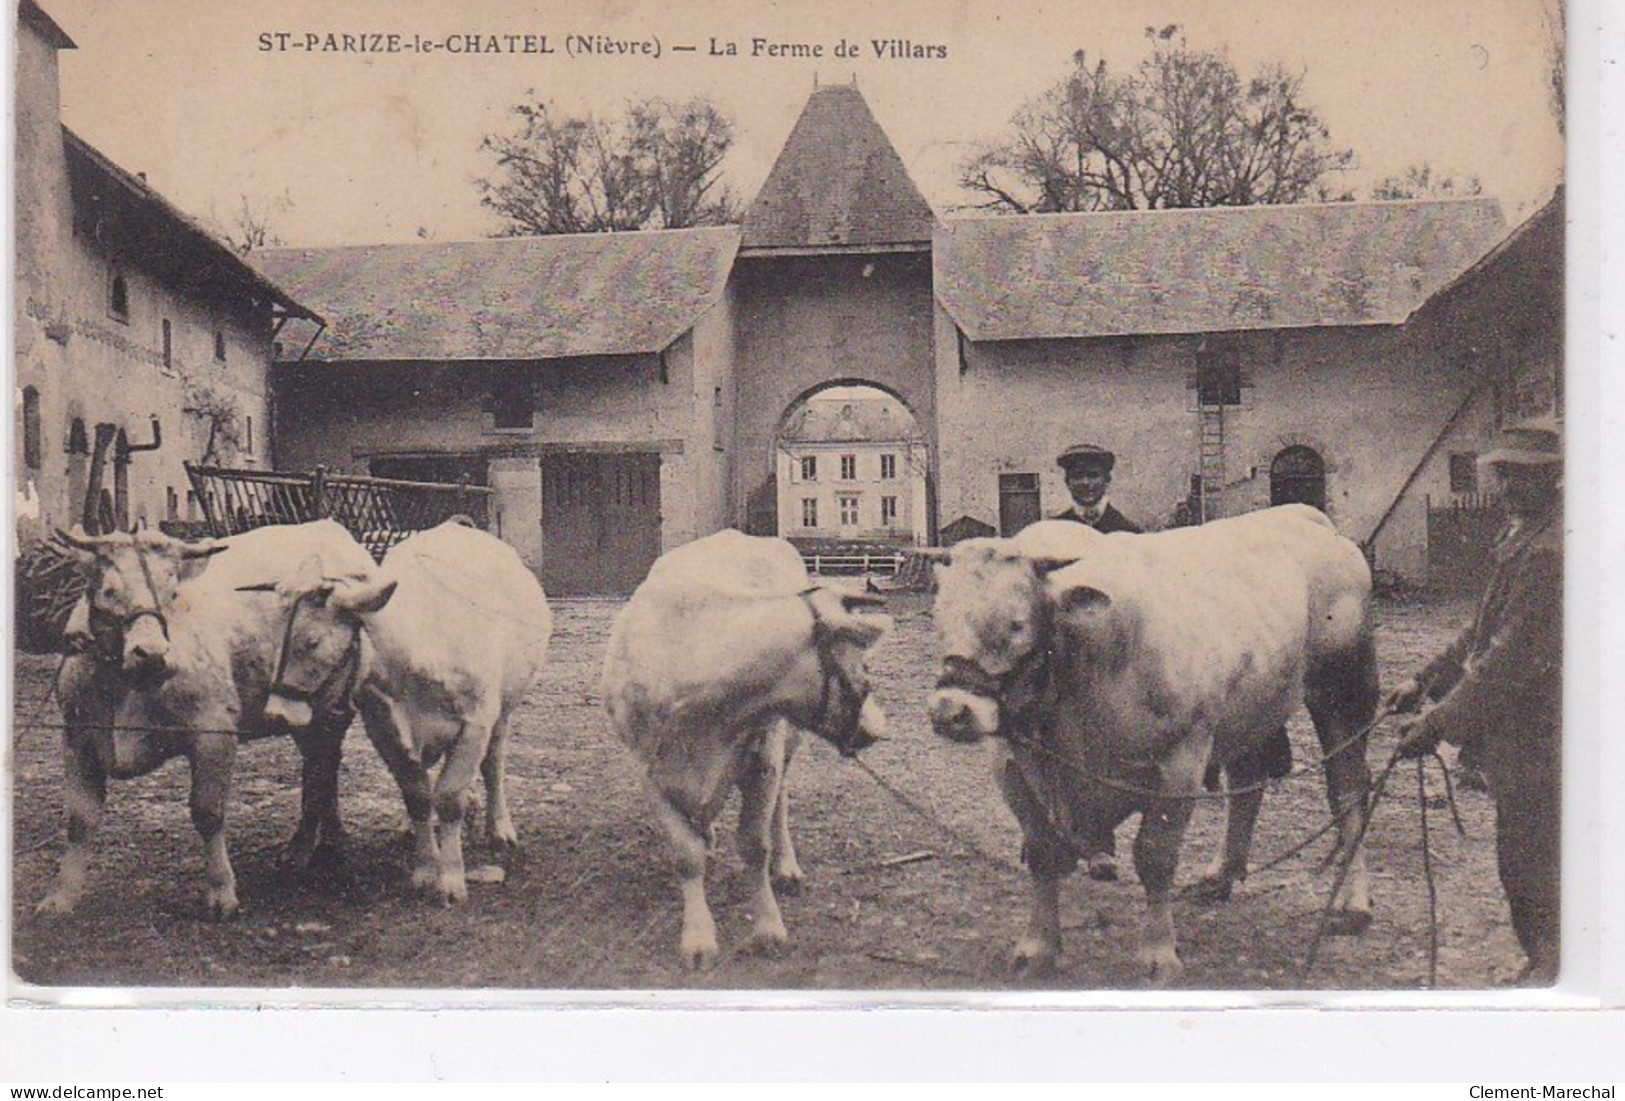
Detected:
[
  {"left": 602, "top": 530, "right": 891, "bottom": 970},
  {"left": 261, "top": 521, "right": 551, "bottom": 904},
  {"left": 927, "top": 506, "right": 1377, "bottom": 983},
  {"left": 40, "top": 521, "right": 377, "bottom": 917}
]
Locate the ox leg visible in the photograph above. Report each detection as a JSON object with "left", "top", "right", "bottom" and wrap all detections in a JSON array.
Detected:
[
  {"left": 38, "top": 726, "right": 110, "bottom": 917},
  {"left": 1192, "top": 736, "right": 1276, "bottom": 903},
  {"left": 1307, "top": 642, "right": 1378, "bottom": 935},
  {"left": 188, "top": 730, "right": 241, "bottom": 919},
  {"left": 737, "top": 721, "right": 793, "bottom": 955},
  {"left": 285, "top": 717, "right": 349, "bottom": 871},
  {"left": 770, "top": 722, "right": 804, "bottom": 892},
  {"left": 1133, "top": 797, "right": 1196, "bottom": 985},
  {"left": 995, "top": 751, "right": 1076, "bottom": 976},
  {"left": 427, "top": 720, "right": 493, "bottom": 905},
  {"left": 480, "top": 713, "right": 518, "bottom": 853},
  {"left": 358, "top": 693, "right": 440, "bottom": 897},
  {"left": 646, "top": 783, "right": 720, "bottom": 971}
]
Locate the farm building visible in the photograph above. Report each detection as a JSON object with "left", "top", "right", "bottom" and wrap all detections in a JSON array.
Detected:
[
  {"left": 256, "top": 81, "right": 1553, "bottom": 593},
  {"left": 775, "top": 394, "right": 929, "bottom": 547},
  {"left": 12, "top": 0, "right": 316, "bottom": 545}
]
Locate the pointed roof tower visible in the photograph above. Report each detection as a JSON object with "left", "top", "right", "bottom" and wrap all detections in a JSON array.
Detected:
[{"left": 742, "top": 83, "right": 935, "bottom": 255}]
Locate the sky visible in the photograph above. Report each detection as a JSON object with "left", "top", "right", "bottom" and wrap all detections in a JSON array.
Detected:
[{"left": 37, "top": 0, "right": 1565, "bottom": 249}]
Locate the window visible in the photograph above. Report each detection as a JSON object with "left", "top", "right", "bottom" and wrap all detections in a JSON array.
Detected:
[
  {"left": 213, "top": 330, "right": 227, "bottom": 363},
  {"left": 245, "top": 416, "right": 254, "bottom": 455},
  {"left": 1196, "top": 343, "right": 1242, "bottom": 406},
  {"left": 838, "top": 494, "right": 860, "bottom": 526},
  {"left": 800, "top": 456, "right": 817, "bottom": 482},
  {"left": 161, "top": 319, "right": 172, "bottom": 369},
  {"left": 22, "top": 386, "right": 41, "bottom": 470},
  {"left": 881, "top": 495, "right": 898, "bottom": 526},
  {"left": 489, "top": 374, "right": 535, "bottom": 430},
  {"left": 801, "top": 497, "right": 818, "bottom": 528},
  {"left": 108, "top": 270, "right": 129, "bottom": 322},
  {"left": 1448, "top": 452, "right": 1478, "bottom": 494},
  {"left": 840, "top": 454, "right": 857, "bottom": 480},
  {"left": 879, "top": 453, "right": 897, "bottom": 480}
]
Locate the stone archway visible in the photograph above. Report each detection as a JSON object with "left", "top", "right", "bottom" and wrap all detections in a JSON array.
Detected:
[
  {"left": 751, "top": 379, "right": 933, "bottom": 546},
  {"left": 1270, "top": 445, "right": 1327, "bottom": 511}
]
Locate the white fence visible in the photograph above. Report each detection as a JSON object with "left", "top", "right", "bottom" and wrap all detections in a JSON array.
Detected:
[{"left": 800, "top": 551, "right": 907, "bottom": 577}]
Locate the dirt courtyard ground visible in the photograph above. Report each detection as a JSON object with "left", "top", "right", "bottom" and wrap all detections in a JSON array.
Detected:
[{"left": 9, "top": 592, "right": 1531, "bottom": 995}]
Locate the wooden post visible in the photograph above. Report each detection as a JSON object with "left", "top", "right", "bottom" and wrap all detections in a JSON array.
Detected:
[{"left": 310, "top": 465, "right": 329, "bottom": 519}]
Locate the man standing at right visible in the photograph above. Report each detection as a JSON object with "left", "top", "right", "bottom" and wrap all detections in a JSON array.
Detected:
[
  {"left": 1052, "top": 443, "right": 1142, "bottom": 534},
  {"left": 1390, "top": 426, "right": 1564, "bottom": 984}
]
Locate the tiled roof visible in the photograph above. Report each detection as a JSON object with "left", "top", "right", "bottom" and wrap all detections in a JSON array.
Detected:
[
  {"left": 935, "top": 199, "right": 1507, "bottom": 342},
  {"left": 781, "top": 398, "right": 922, "bottom": 443},
  {"left": 254, "top": 227, "right": 740, "bottom": 361},
  {"left": 63, "top": 128, "right": 316, "bottom": 320},
  {"left": 741, "top": 84, "right": 935, "bottom": 253}
]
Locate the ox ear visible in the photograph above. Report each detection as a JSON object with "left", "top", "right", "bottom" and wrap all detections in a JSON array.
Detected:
[
  {"left": 832, "top": 611, "right": 893, "bottom": 648},
  {"left": 1055, "top": 584, "right": 1112, "bottom": 616},
  {"left": 839, "top": 591, "right": 886, "bottom": 611},
  {"left": 329, "top": 576, "right": 398, "bottom": 617}
]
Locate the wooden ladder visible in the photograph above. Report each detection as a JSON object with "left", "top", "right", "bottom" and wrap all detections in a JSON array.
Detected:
[{"left": 1198, "top": 404, "right": 1225, "bottom": 522}]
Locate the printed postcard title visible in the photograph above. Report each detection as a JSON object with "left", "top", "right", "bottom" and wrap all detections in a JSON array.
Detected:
[{"left": 257, "top": 31, "right": 948, "bottom": 61}]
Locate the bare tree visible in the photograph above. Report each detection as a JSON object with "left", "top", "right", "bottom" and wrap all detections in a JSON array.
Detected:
[
  {"left": 217, "top": 192, "right": 291, "bottom": 256},
  {"left": 958, "top": 26, "right": 1353, "bottom": 213},
  {"left": 1370, "top": 164, "right": 1484, "bottom": 201},
  {"left": 478, "top": 95, "right": 740, "bottom": 236}
]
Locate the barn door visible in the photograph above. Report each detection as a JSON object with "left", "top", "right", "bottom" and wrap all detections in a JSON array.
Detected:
[{"left": 540, "top": 452, "right": 661, "bottom": 595}]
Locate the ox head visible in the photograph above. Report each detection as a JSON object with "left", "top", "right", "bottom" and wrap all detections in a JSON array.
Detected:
[
  {"left": 55, "top": 525, "right": 226, "bottom": 684},
  {"left": 925, "top": 540, "right": 1081, "bottom": 744},
  {"left": 796, "top": 586, "right": 893, "bottom": 757},
  {"left": 249, "top": 557, "right": 397, "bottom": 729}
]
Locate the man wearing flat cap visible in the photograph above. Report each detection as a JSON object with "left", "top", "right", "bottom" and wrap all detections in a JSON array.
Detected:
[
  {"left": 1390, "top": 425, "right": 1563, "bottom": 984},
  {"left": 1052, "top": 443, "right": 1142, "bottom": 534},
  {"left": 1050, "top": 443, "right": 1141, "bottom": 880}
]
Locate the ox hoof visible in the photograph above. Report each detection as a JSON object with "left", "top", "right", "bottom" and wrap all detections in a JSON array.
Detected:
[
  {"left": 1187, "top": 874, "right": 1236, "bottom": 904},
  {"left": 436, "top": 873, "right": 469, "bottom": 906},
  {"left": 743, "top": 923, "right": 790, "bottom": 957},
  {"left": 34, "top": 891, "right": 79, "bottom": 919},
  {"left": 1323, "top": 908, "right": 1372, "bottom": 937},
  {"left": 680, "top": 934, "right": 721, "bottom": 972},
  {"left": 1087, "top": 854, "right": 1120, "bottom": 883},
  {"left": 1011, "top": 937, "right": 1059, "bottom": 978},
  {"left": 1136, "top": 945, "right": 1184, "bottom": 986},
  {"left": 772, "top": 867, "right": 804, "bottom": 896},
  {"left": 205, "top": 890, "right": 241, "bottom": 921}
]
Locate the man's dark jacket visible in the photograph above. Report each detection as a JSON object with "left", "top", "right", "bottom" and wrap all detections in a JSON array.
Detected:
[{"left": 1050, "top": 503, "right": 1142, "bottom": 534}]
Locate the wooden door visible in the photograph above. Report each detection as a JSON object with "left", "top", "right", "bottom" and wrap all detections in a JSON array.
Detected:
[
  {"left": 541, "top": 452, "right": 662, "bottom": 595},
  {"left": 998, "top": 472, "right": 1042, "bottom": 536}
]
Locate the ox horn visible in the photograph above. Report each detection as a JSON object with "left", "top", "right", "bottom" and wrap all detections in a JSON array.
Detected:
[
  {"left": 913, "top": 547, "right": 952, "bottom": 563},
  {"left": 234, "top": 582, "right": 279, "bottom": 593},
  {"left": 181, "top": 540, "right": 229, "bottom": 560},
  {"left": 53, "top": 525, "right": 104, "bottom": 552}
]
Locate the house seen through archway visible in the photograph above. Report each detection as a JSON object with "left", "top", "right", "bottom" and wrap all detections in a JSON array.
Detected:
[{"left": 773, "top": 383, "right": 929, "bottom": 556}]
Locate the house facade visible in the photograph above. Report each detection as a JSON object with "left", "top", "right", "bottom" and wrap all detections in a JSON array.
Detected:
[
  {"left": 776, "top": 397, "right": 928, "bottom": 545},
  {"left": 263, "top": 80, "right": 1554, "bottom": 593},
  {"left": 14, "top": 0, "right": 313, "bottom": 545}
]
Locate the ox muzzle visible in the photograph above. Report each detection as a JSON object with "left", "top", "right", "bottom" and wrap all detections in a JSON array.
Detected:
[{"left": 929, "top": 656, "right": 1006, "bottom": 744}]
